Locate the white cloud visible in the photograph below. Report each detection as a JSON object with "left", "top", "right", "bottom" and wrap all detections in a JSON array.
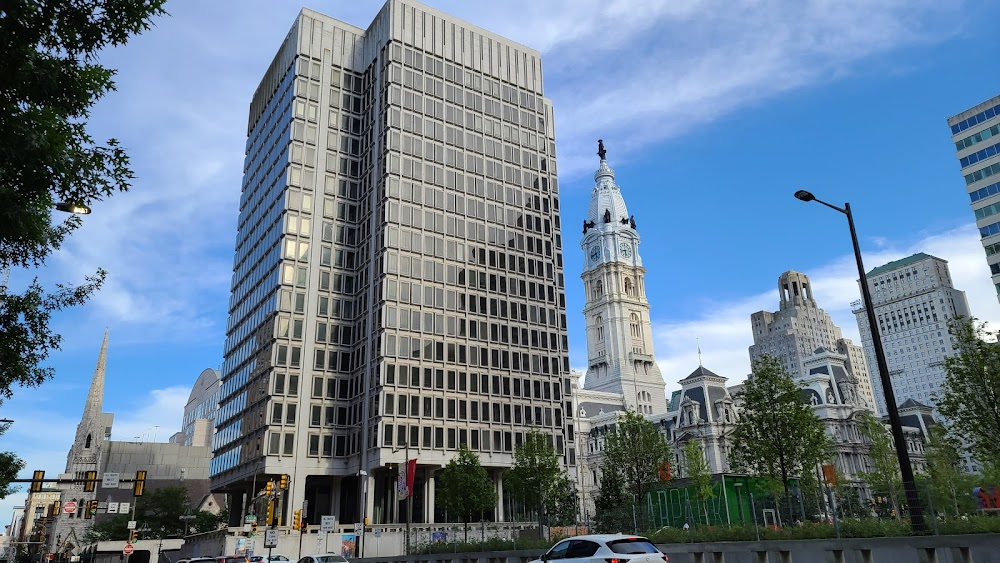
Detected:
[
  {"left": 109, "top": 386, "right": 189, "bottom": 442},
  {"left": 651, "top": 223, "right": 1000, "bottom": 393}
]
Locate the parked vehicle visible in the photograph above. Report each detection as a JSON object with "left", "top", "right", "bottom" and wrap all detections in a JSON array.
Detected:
[
  {"left": 215, "top": 556, "right": 249, "bottom": 563},
  {"left": 297, "top": 554, "right": 350, "bottom": 563},
  {"left": 250, "top": 556, "right": 290, "bottom": 563},
  {"left": 528, "top": 534, "right": 667, "bottom": 563}
]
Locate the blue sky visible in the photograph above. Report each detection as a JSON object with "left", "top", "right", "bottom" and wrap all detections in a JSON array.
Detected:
[{"left": 3, "top": 0, "right": 1000, "bottom": 521}]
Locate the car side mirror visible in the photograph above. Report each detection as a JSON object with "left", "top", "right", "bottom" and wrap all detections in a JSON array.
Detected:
[{"left": 540, "top": 555, "right": 548, "bottom": 562}]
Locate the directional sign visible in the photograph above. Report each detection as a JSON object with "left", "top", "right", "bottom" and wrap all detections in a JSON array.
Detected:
[
  {"left": 62, "top": 501, "right": 78, "bottom": 514},
  {"left": 263, "top": 529, "right": 278, "bottom": 549},
  {"left": 107, "top": 502, "right": 119, "bottom": 514},
  {"left": 122, "top": 544, "right": 134, "bottom": 555},
  {"left": 119, "top": 502, "right": 130, "bottom": 515},
  {"left": 353, "top": 523, "right": 363, "bottom": 535},
  {"left": 320, "top": 516, "right": 336, "bottom": 533},
  {"left": 102, "top": 473, "right": 121, "bottom": 488}
]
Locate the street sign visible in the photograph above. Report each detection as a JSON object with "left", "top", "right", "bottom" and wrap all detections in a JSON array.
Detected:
[
  {"left": 353, "top": 523, "right": 363, "bottom": 534},
  {"left": 263, "top": 529, "right": 278, "bottom": 548},
  {"left": 119, "top": 502, "right": 130, "bottom": 515},
  {"left": 320, "top": 515, "right": 336, "bottom": 533},
  {"left": 122, "top": 544, "right": 134, "bottom": 555},
  {"left": 103, "top": 472, "right": 121, "bottom": 488},
  {"left": 243, "top": 524, "right": 252, "bottom": 533},
  {"left": 107, "top": 502, "right": 119, "bottom": 514},
  {"left": 244, "top": 514, "right": 257, "bottom": 523},
  {"left": 127, "top": 520, "right": 137, "bottom": 530},
  {"left": 63, "top": 501, "right": 78, "bottom": 514}
]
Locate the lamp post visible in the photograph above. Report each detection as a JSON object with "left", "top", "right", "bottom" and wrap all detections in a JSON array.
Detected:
[{"left": 793, "top": 189, "right": 926, "bottom": 532}]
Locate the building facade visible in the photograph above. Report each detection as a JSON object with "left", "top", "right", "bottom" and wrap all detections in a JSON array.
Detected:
[
  {"left": 172, "top": 368, "right": 220, "bottom": 448},
  {"left": 750, "top": 270, "right": 876, "bottom": 411},
  {"left": 852, "top": 253, "right": 971, "bottom": 416},
  {"left": 947, "top": 94, "right": 1000, "bottom": 301},
  {"left": 213, "top": 1, "right": 570, "bottom": 529}
]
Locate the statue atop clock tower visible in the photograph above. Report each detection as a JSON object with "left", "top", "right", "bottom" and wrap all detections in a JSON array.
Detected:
[{"left": 579, "top": 141, "right": 667, "bottom": 414}]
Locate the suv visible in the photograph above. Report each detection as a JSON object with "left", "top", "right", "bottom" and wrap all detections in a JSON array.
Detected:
[{"left": 529, "top": 534, "right": 667, "bottom": 563}]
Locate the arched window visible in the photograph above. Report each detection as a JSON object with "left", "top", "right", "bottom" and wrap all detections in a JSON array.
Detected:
[
  {"left": 630, "top": 313, "right": 642, "bottom": 340},
  {"left": 85, "top": 434, "right": 92, "bottom": 449},
  {"left": 595, "top": 316, "right": 604, "bottom": 341},
  {"left": 593, "top": 279, "right": 604, "bottom": 300},
  {"left": 624, "top": 277, "right": 634, "bottom": 296}
]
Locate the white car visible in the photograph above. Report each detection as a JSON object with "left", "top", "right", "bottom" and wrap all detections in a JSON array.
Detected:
[
  {"left": 530, "top": 534, "right": 667, "bottom": 563},
  {"left": 297, "top": 555, "right": 349, "bottom": 563}
]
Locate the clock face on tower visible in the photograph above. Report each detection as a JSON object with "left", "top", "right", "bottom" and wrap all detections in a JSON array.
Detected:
[
  {"left": 589, "top": 246, "right": 601, "bottom": 262},
  {"left": 619, "top": 242, "right": 631, "bottom": 258}
]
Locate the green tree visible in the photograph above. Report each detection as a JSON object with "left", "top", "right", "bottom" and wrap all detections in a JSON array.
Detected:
[
  {"left": 593, "top": 463, "right": 629, "bottom": 533},
  {"left": 924, "top": 426, "right": 976, "bottom": 517},
  {"left": 681, "top": 440, "right": 713, "bottom": 524},
  {"left": 937, "top": 317, "right": 1000, "bottom": 470},
  {"left": 601, "top": 409, "right": 672, "bottom": 503},
  {"left": 856, "top": 412, "right": 902, "bottom": 518},
  {"left": 730, "top": 355, "right": 831, "bottom": 497},
  {"left": 506, "top": 430, "right": 573, "bottom": 535},
  {"left": 83, "top": 486, "right": 223, "bottom": 543},
  {"left": 436, "top": 445, "right": 496, "bottom": 540},
  {"left": 0, "top": 0, "right": 166, "bottom": 496}
]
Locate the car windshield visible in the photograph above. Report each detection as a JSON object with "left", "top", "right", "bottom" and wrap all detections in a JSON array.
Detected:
[
  {"left": 316, "top": 557, "right": 347, "bottom": 563},
  {"left": 608, "top": 538, "right": 659, "bottom": 555}
]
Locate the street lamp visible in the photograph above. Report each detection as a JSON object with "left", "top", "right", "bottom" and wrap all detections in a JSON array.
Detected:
[
  {"left": 53, "top": 202, "right": 91, "bottom": 214},
  {"left": 793, "top": 189, "right": 926, "bottom": 532}
]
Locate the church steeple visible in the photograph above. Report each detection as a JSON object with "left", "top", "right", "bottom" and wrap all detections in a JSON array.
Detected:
[{"left": 81, "top": 328, "right": 108, "bottom": 421}]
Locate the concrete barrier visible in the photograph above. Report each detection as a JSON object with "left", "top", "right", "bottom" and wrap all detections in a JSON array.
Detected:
[{"left": 347, "top": 534, "right": 1000, "bottom": 563}]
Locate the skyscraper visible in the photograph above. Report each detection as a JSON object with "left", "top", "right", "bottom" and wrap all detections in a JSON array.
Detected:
[
  {"left": 852, "top": 253, "right": 970, "bottom": 416},
  {"left": 579, "top": 142, "right": 667, "bottom": 415},
  {"left": 212, "top": 1, "right": 570, "bottom": 529},
  {"left": 947, "top": 94, "right": 1000, "bottom": 301},
  {"left": 749, "top": 271, "right": 876, "bottom": 410}
]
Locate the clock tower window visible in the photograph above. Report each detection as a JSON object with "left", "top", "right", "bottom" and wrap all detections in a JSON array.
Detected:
[
  {"left": 624, "top": 277, "right": 634, "bottom": 297},
  {"left": 592, "top": 279, "right": 604, "bottom": 300}
]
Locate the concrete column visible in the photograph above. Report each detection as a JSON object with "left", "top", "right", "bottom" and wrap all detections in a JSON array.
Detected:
[
  {"left": 425, "top": 469, "right": 436, "bottom": 523},
  {"left": 330, "top": 477, "right": 341, "bottom": 521},
  {"left": 494, "top": 471, "right": 505, "bottom": 522},
  {"left": 365, "top": 474, "right": 375, "bottom": 523}
]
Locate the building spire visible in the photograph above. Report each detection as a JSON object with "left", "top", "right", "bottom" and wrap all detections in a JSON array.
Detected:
[
  {"left": 82, "top": 328, "right": 109, "bottom": 419},
  {"left": 697, "top": 337, "right": 703, "bottom": 367}
]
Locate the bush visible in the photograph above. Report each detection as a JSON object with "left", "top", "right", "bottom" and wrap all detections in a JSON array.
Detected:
[
  {"left": 410, "top": 536, "right": 552, "bottom": 555},
  {"left": 937, "top": 514, "right": 1000, "bottom": 535}
]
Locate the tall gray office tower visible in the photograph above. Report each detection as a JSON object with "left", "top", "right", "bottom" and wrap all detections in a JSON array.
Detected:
[
  {"left": 853, "top": 253, "right": 970, "bottom": 416},
  {"left": 948, "top": 94, "right": 1000, "bottom": 302},
  {"left": 212, "top": 1, "right": 570, "bottom": 530},
  {"left": 749, "top": 271, "right": 876, "bottom": 410}
]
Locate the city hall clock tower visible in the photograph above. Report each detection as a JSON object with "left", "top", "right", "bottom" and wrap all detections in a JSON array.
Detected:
[{"left": 580, "top": 141, "right": 667, "bottom": 414}]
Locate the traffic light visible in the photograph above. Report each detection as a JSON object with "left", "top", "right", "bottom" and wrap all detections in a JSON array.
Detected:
[
  {"left": 130, "top": 530, "right": 139, "bottom": 543},
  {"left": 292, "top": 509, "right": 301, "bottom": 529},
  {"left": 85, "top": 500, "right": 98, "bottom": 519},
  {"left": 51, "top": 502, "right": 60, "bottom": 516},
  {"left": 265, "top": 481, "right": 273, "bottom": 496},
  {"left": 279, "top": 474, "right": 288, "bottom": 490},
  {"left": 133, "top": 470, "right": 146, "bottom": 496},
  {"left": 265, "top": 501, "right": 274, "bottom": 526},
  {"left": 31, "top": 470, "right": 45, "bottom": 493},
  {"left": 84, "top": 470, "right": 97, "bottom": 492},
  {"left": 250, "top": 523, "right": 257, "bottom": 536}
]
